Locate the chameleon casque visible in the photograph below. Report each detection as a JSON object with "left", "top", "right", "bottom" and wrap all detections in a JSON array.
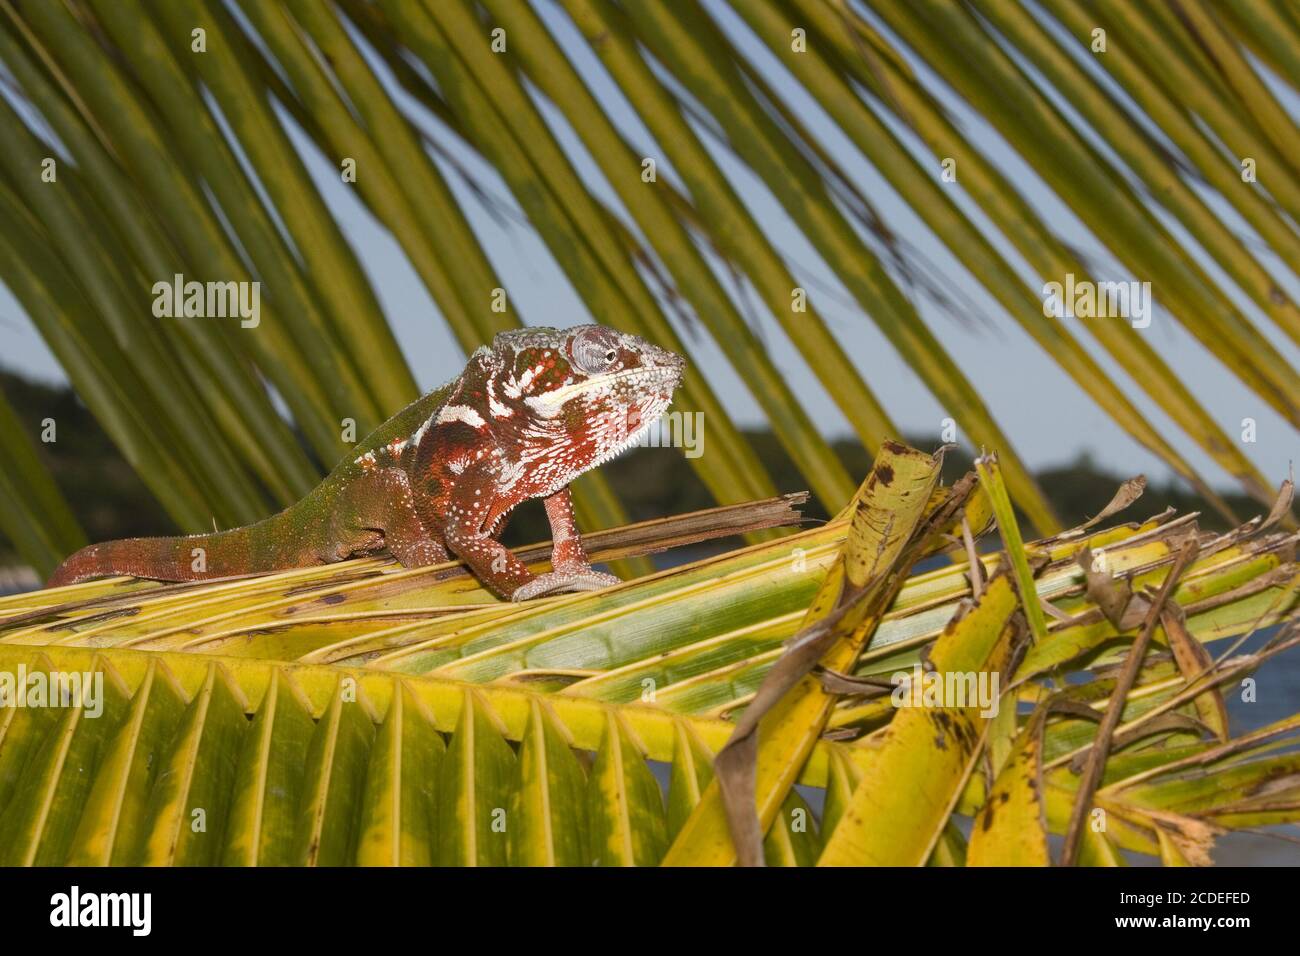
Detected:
[{"left": 48, "top": 325, "right": 685, "bottom": 601}]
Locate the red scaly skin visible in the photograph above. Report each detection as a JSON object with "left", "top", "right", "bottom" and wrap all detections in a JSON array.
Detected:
[{"left": 47, "top": 325, "right": 685, "bottom": 601}]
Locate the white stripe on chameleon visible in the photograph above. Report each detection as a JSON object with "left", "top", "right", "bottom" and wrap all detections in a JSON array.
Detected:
[
  {"left": 486, "top": 378, "right": 513, "bottom": 418},
  {"left": 411, "top": 415, "right": 433, "bottom": 447},
  {"left": 436, "top": 404, "right": 487, "bottom": 429}
]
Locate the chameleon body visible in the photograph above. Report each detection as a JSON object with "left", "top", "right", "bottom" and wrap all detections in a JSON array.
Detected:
[{"left": 48, "top": 325, "right": 685, "bottom": 601}]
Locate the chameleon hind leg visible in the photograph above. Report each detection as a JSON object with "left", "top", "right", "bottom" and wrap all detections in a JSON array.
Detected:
[{"left": 334, "top": 467, "right": 448, "bottom": 568}]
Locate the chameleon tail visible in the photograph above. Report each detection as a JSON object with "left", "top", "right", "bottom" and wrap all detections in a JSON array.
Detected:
[{"left": 46, "top": 514, "right": 293, "bottom": 588}]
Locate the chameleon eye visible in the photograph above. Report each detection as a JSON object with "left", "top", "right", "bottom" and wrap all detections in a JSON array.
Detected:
[{"left": 571, "top": 328, "right": 619, "bottom": 374}]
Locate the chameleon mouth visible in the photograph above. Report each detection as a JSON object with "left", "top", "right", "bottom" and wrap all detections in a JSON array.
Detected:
[
  {"left": 579, "top": 392, "right": 674, "bottom": 476},
  {"left": 544, "top": 364, "right": 682, "bottom": 407}
]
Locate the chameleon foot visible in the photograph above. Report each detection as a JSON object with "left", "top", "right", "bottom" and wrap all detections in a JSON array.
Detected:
[{"left": 510, "top": 569, "right": 620, "bottom": 602}]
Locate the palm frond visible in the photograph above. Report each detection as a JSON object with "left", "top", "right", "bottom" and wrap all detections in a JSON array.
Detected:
[{"left": 2, "top": 446, "right": 1297, "bottom": 865}]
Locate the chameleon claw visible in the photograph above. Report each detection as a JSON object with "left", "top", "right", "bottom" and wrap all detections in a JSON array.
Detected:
[{"left": 510, "top": 569, "right": 621, "bottom": 602}]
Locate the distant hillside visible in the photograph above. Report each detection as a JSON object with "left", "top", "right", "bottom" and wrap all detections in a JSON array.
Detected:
[
  {"left": 0, "top": 367, "right": 1269, "bottom": 566},
  {"left": 1, "top": 369, "right": 178, "bottom": 553}
]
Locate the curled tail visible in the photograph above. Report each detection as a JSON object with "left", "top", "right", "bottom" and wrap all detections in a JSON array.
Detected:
[{"left": 47, "top": 513, "right": 297, "bottom": 588}]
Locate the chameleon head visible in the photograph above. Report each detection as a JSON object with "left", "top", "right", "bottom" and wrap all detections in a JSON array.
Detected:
[{"left": 489, "top": 324, "right": 686, "bottom": 485}]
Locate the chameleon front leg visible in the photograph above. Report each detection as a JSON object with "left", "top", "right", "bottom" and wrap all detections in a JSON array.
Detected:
[
  {"left": 440, "top": 467, "right": 615, "bottom": 601},
  {"left": 531, "top": 486, "right": 619, "bottom": 584},
  {"left": 507, "top": 488, "right": 618, "bottom": 601}
]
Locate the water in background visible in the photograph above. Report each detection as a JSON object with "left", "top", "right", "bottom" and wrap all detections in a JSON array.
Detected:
[
  {"left": 1212, "top": 630, "right": 1300, "bottom": 865},
  {"left": 0, "top": 569, "right": 38, "bottom": 596}
]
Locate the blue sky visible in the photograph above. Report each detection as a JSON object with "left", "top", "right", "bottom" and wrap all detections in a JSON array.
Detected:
[{"left": 2, "top": 0, "right": 1297, "bottom": 493}]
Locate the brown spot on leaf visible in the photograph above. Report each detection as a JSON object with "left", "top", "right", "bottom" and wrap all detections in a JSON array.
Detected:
[{"left": 929, "top": 710, "right": 952, "bottom": 749}]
